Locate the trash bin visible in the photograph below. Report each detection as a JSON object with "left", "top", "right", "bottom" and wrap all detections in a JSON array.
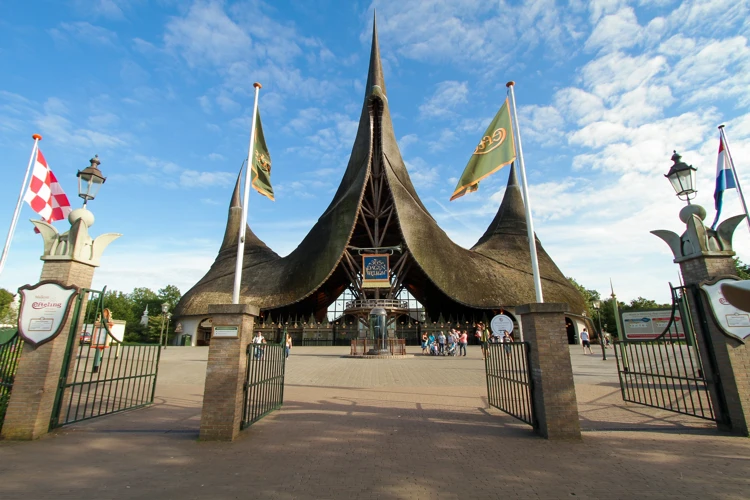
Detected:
[{"left": 181, "top": 335, "right": 192, "bottom": 346}]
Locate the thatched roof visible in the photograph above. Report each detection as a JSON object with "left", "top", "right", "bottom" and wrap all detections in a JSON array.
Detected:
[{"left": 175, "top": 16, "right": 585, "bottom": 318}]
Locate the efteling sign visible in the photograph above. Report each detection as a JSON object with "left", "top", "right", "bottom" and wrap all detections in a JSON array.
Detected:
[{"left": 17, "top": 281, "right": 78, "bottom": 347}]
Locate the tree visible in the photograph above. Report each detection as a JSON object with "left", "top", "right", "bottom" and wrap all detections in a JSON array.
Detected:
[
  {"left": 0, "top": 288, "right": 16, "bottom": 325},
  {"left": 157, "top": 285, "right": 181, "bottom": 309},
  {"left": 735, "top": 257, "right": 750, "bottom": 280},
  {"left": 623, "top": 297, "right": 671, "bottom": 312},
  {"left": 567, "top": 277, "right": 601, "bottom": 318}
]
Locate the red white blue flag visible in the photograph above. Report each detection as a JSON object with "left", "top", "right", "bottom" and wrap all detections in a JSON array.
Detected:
[{"left": 711, "top": 134, "right": 737, "bottom": 229}]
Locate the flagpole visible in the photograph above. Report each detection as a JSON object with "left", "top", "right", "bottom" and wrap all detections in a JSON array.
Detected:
[
  {"left": 506, "top": 82, "right": 543, "bottom": 303},
  {"left": 232, "top": 83, "right": 262, "bottom": 305},
  {"left": 719, "top": 125, "right": 750, "bottom": 233},
  {"left": 0, "top": 134, "right": 42, "bottom": 277}
]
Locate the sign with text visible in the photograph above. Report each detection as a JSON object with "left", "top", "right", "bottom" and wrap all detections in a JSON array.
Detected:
[
  {"left": 701, "top": 278, "right": 750, "bottom": 341},
  {"left": 622, "top": 310, "right": 684, "bottom": 340},
  {"left": 490, "top": 314, "right": 514, "bottom": 337},
  {"left": 17, "top": 281, "right": 78, "bottom": 347},
  {"left": 213, "top": 325, "right": 239, "bottom": 338},
  {"left": 362, "top": 254, "right": 390, "bottom": 288}
]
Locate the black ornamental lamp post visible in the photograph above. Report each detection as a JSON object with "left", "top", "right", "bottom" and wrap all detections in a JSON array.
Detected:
[{"left": 592, "top": 300, "right": 606, "bottom": 360}]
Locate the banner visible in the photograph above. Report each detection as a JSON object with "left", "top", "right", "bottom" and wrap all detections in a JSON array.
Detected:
[{"left": 362, "top": 254, "right": 390, "bottom": 288}]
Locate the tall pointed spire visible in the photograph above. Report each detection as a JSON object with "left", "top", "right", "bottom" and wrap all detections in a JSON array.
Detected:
[{"left": 366, "top": 12, "right": 387, "bottom": 97}]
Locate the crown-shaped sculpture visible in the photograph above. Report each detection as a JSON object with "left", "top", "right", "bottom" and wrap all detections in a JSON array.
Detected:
[
  {"left": 651, "top": 204, "right": 745, "bottom": 262},
  {"left": 32, "top": 207, "right": 121, "bottom": 267}
]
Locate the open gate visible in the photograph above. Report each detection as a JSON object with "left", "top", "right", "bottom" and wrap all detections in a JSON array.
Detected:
[
  {"left": 242, "top": 342, "right": 285, "bottom": 428},
  {"left": 613, "top": 284, "right": 723, "bottom": 422},
  {"left": 485, "top": 341, "right": 536, "bottom": 427},
  {"left": 50, "top": 287, "right": 161, "bottom": 428}
]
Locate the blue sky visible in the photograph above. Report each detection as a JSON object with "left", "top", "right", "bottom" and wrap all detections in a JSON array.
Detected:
[{"left": 1, "top": 0, "right": 749, "bottom": 305}]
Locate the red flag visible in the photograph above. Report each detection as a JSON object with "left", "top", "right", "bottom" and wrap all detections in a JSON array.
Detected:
[{"left": 23, "top": 149, "right": 72, "bottom": 225}]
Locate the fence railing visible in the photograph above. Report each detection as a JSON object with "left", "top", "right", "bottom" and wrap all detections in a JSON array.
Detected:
[
  {"left": 51, "top": 288, "right": 161, "bottom": 428},
  {"left": 485, "top": 342, "right": 535, "bottom": 427},
  {"left": 350, "top": 338, "right": 406, "bottom": 356},
  {"left": 242, "top": 343, "right": 285, "bottom": 429},
  {"left": 614, "top": 339, "right": 714, "bottom": 420},
  {"left": 0, "top": 331, "right": 23, "bottom": 433}
]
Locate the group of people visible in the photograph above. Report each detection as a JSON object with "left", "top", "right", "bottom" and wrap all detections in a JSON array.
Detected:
[
  {"left": 421, "top": 328, "right": 468, "bottom": 356},
  {"left": 419, "top": 323, "right": 515, "bottom": 358}
]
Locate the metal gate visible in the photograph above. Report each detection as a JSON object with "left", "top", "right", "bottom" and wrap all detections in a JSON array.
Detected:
[
  {"left": 613, "top": 285, "right": 719, "bottom": 421},
  {"left": 485, "top": 341, "right": 536, "bottom": 427},
  {"left": 242, "top": 342, "right": 285, "bottom": 428},
  {"left": 0, "top": 330, "right": 23, "bottom": 433},
  {"left": 51, "top": 288, "right": 161, "bottom": 428}
]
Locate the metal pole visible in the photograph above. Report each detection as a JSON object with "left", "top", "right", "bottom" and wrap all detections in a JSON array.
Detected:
[
  {"left": 597, "top": 309, "right": 606, "bottom": 361},
  {"left": 158, "top": 313, "right": 165, "bottom": 349},
  {"left": 0, "top": 134, "right": 41, "bottom": 276},
  {"left": 506, "top": 82, "right": 543, "bottom": 303},
  {"left": 232, "top": 82, "right": 263, "bottom": 304},
  {"left": 719, "top": 125, "right": 750, "bottom": 233},
  {"left": 164, "top": 314, "right": 171, "bottom": 349}
]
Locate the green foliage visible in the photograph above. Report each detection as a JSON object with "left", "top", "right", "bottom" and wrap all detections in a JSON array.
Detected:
[
  {"left": 734, "top": 257, "right": 750, "bottom": 280},
  {"left": 99, "top": 285, "right": 182, "bottom": 343},
  {"left": 0, "top": 288, "right": 17, "bottom": 325},
  {"left": 567, "top": 277, "right": 601, "bottom": 317}
]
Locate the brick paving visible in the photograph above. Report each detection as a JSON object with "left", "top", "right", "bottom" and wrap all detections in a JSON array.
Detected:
[{"left": 1, "top": 345, "right": 748, "bottom": 499}]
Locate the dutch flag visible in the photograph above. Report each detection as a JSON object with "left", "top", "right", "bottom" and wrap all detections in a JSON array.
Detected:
[{"left": 711, "top": 134, "right": 737, "bottom": 229}]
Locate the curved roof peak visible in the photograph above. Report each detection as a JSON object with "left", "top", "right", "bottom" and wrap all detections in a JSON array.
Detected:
[{"left": 472, "top": 163, "right": 529, "bottom": 247}]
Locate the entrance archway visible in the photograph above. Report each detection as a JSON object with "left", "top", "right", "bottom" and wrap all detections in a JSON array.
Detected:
[{"left": 565, "top": 317, "right": 577, "bottom": 344}]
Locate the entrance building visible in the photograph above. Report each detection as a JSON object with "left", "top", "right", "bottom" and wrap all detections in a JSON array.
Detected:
[{"left": 174, "top": 19, "right": 585, "bottom": 343}]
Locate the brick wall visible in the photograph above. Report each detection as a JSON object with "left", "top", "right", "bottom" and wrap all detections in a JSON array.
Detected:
[
  {"left": 199, "top": 304, "right": 258, "bottom": 441},
  {"left": 2, "top": 261, "right": 95, "bottom": 440},
  {"left": 679, "top": 255, "right": 749, "bottom": 436},
  {"left": 516, "top": 303, "right": 581, "bottom": 440}
]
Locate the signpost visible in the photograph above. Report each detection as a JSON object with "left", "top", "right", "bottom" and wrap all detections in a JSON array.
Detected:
[
  {"left": 621, "top": 310, "right": 684, "bottom": 340},
  {"left": 17, "top": 281, "right": 78, "bottom": 347},
  {"left": 701, "top": 279, "right": 750, "bottom": 341},
  {"left": 490, "top": 314, "right": 514, "bottom": 338}
]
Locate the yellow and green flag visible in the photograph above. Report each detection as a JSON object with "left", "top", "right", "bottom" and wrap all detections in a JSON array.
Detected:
[
  {"left": 450, "top": 98, "right": 516, "bottom": 201},
  {"left": 251, "top": 108, "right": 274, "bottom": 201}
]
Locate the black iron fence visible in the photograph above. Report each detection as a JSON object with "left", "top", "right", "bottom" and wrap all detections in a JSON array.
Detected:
[
  {"left": 613, "top": 284, "right": 717, "bottom": 422},
  {"left": 350, "top": 338, "right": 406, "bottom": 356},
  {"left": 485, "top": 342, "right": 536, "bottom": 427},
  {"left": 242, "top": 343, "right": 285, "bottom": 428},
  {"left": 0, "top": 331, "right": 23, "bottom": 433},
  {"left": 51, "top": 288, "right": 161, "bottom": 428},
  {"left": 614, "top": 339, "right": 714, "bottom": 420}
]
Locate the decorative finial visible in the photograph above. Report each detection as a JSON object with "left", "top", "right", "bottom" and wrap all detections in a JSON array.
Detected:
[{"left": 90, "top": 155, "right": 100, "bottom": 168}]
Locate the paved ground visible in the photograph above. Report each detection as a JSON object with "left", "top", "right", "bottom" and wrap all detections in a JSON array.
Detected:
[{"left": 1, "top": 345, "right": 748, "bottom": 499}]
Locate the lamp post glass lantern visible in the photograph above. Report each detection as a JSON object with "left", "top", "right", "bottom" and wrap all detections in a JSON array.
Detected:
[
  {"left": 592, "top": 300, "right": 606, "bottom": 360},
  {"left": 77, "top": 155, "right": 107, "bottom": 207},
  {"left": 159, "top": 302, "right": 170, "bottom": 349},
  {"left": 665, "top": 151, "right": 697, "bottom": 204}
]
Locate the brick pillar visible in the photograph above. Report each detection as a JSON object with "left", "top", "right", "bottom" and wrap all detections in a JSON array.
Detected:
[
  {"left": 200, "top": 303, "right": 258, "bottom": 441},
  {"left": 516, "top": 303, "right": 581, "bottom": 440},
  {"left": 2, "top": 261, "right": 95, "bottom": 440},
  {"left": 678, "top": 255, "right": 750, "bottom": 436}
]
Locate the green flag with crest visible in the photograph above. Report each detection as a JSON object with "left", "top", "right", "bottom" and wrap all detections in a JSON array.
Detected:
[
  {"left": 451, "top": 98, "right": 516, "bottom": 201},
  {"left": 251, "top": 108, "right": 274, "bottom": 201}
]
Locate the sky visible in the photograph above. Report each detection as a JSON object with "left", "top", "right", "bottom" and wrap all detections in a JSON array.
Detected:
[{"left": 1, "top": 0, "right": 749, "bottom": 306}]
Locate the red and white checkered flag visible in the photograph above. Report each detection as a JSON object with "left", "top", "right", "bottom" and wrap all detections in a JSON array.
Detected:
[{"left": 23, "top": 149, "right": 72, "bottom": 224}]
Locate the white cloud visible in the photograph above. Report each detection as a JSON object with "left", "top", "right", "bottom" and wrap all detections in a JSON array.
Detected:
[
  {"left": 585, "top": 7, "right": 643, "bottom": 53},
  {"left": 179, "top": 170, "right": 235, "bottom": 188},
  {"left": 49, "top": 22, "right": 118, "bottom": 46},
  {"left": 418, "top": 81, "right": 468, "bottom": 119},
  {"left": 404, "top": 157, "right": 440, "bottom": 189}
]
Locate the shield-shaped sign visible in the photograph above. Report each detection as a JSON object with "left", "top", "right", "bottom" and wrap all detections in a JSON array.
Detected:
[
  {"left": 17, "top": 281, "right": 78, "bottom": 347},
  {"left": 700, "top": 278, "right": 750, "bottom": 342}
]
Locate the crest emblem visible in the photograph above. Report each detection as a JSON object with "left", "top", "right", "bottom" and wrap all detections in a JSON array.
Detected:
[
  {"left": 17, "top": 281, "right": 78, "bottom": 347},
  {"left": 700, "top": 278, "right": 750, "bottom": 342},
  {"left": 255, "top": 150, "right": 271, "bottom": 174}
]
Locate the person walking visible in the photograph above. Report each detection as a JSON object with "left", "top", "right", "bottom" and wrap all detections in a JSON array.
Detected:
[
  {"left": 438, "top": 331, "right": 446, "bottom": 355},
  {"left": 285, "top": 333, "right": 292, "bottom": 359},
  {"left": 476, "top": 323, "right": 490, "bottom": 359},
  {"left": 253, "top": 331, "right": 266, "bottom": 360},
  {"left": 421, "top": 333, "right": 428, "bottom": 355},
  {"left": 502, "top": 330, "right": 512, "bottom": 358},
  {"left": 459, "top": 330, "right": 468, "bottom": 357},
  {"left": 581, "top": 328, "right": 593, "bottom": 355}
]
